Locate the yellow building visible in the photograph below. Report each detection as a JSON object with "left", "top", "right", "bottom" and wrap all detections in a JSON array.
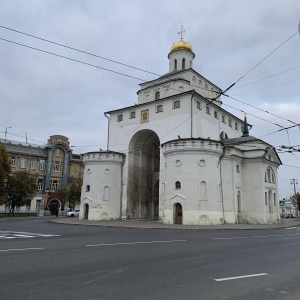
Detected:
[{"left": 0, "top": 135, "right": 84, "bottom": 214}]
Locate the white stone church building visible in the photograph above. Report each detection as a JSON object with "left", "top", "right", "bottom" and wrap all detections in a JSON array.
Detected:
[{"left": 79, "top": 35, "right": 281, "bottom": 225}]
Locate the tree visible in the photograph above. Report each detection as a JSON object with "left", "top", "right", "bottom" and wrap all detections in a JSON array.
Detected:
[
  {"left": 66, "top": 179, "right": 82, "bottom": 210},
  {"left": 0, "top": 144, "right": 11, "bottom": 205},
  {"left": 5, "top": 171, "right": 37, "bottom": 215},
  {"left": 295, "top": 192, "right": 300, "bottom": 212}
]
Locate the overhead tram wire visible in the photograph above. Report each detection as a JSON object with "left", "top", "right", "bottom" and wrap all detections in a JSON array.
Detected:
[
  {"left": 0, "top": 25, "right": 161, "bottom": 77},
  {"left": 0, "top": 37, "right": 147, "bottom": 82},
  {"left": 218, "top": 30, "right": 299, "bottom": 95},
  {"left": 0, "top": 35, "right": 297, "bottom": 141}
]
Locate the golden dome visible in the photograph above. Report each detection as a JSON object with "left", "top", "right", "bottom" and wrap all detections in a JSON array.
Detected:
[{"left": 170, "top": 40, "right": 193, "bottom": 52}]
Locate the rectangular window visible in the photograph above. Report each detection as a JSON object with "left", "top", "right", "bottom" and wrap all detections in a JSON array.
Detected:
[
  {"left": 173, "top": 100, "right": 180, "bottom": 109},
  {"left": 228, "top": 119, "right": 232, "bottom": 127},
  {"left": 50, "top": 180, "right": 59, "bottom": 191},
  {"left": 30, "top": 160, "right": 36, "bottom": 169},
  {"left": 196, "top": 101, "right": 200, "bottom": 109},
  {"left": 54, "top": 161, "right": 60, "bottom": 172},
  {"left": 235, "top": 122, "right": 238, "bottom": 130},
  {"left": 11, "top": 157, "right": 16, "bottom": 167},
  {"left": 265, "top": 192, "right": 268, "bottom": 205},
  {"left": 37, "top": 179, "right": 44, "bottom": 191},
  {"left": 39, "top": 160, "right": 45, "bottom": 170},
  {"left": 156, "top": 105, "right": 163, "bottom": 113},
  {"left": 20, "top": 158, "right": 26, "bottom": 168},
  {"left": 130, "top": 111, "right": 136, "bottom": 119},
  {"left": 236, "top": 165, "right": 240, "bottom": 173},
  {"left": 222, "top": 115, "right": 225, "bottom": 123},
  {"left": 55, "top": 148, "right": 60, "bottom": 157},
  {"left": 117, "top": 114, "right": 123, "bottom": 122},
  {"left": 214, "top": 111, "right": 218, "bottom": 119},
  {"left": 206, "top": 106, "right": 210, "bottom": 114}
]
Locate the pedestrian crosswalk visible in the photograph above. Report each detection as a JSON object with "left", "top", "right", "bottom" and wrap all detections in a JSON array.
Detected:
[{"left": 0, "top": 231, "right": 61, "bottom": 239}]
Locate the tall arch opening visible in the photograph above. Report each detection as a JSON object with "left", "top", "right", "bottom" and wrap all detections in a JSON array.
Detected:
[{"left": 127, "top": 129, "right": 160, "bottom": 219}]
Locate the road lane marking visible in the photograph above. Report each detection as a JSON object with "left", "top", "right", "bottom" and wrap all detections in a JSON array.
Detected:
[
  {"left": 0, "top": 231, "right": 61, "bottom": 239},
  {"left": 286, "top": 227, "right": 298, "bottom": 229},
  {"left": 214, "top": 273, "right": 268, "bottom": 282},
  {"left": 0, "top": 248, "right": 44, "bottom": 252},
  {"left": 86, "top": 240, "right": 186, "bottom": 247},
  {"left": 212, "top": 233, "right": 300, "bottom": 240}
]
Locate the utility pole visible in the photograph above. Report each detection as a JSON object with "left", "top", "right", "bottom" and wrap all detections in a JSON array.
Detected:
[
  {"left": 4, "top": 126, "right": 11, "bottom": 140},
  {"left": 290, "top": 178, "right": 298, "bottom": 220}
]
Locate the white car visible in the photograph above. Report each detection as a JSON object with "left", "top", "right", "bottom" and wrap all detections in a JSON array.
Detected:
[{"left": 66, "top": 209, "right": 80, "bottom": 217}]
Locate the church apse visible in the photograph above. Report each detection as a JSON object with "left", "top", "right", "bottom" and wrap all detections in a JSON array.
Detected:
[{"left": 127, "top": 129, "right": 160, "bottom": 219}]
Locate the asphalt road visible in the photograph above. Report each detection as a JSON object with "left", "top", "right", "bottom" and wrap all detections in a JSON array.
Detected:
[{"left": 0, "top": 218, "right": 300, "bottom": 300}]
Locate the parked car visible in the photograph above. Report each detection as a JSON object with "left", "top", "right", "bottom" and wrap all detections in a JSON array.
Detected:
[{"left": 66, "top": 209, "right": 80, "bottom": 217}]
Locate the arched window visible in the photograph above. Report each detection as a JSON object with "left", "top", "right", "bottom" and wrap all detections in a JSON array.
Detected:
[
  {"left": 200, "top": 181, "right": 206, "bottom": 200},
  {"left": 86, "top": 185, "right": 90, "bottom": 192},
  {"left": 175, "top": 181, "right": 181, "bottom": 190},
  {"left": 155, "top": 91, "right": 160, "bottom": 100},
  {"left": 103, "top": 186, "right": 109, "bottom": 201},
  {"left": 174, "top": 59, "right": 177, "bottom": 70},
  {"left": 237, "top": 191, "right": 241, "bottom": 212},
  {"left": 182, "top": 58, "right": 185, "bottom": 70},
  {"left": 220, "top": 131, "right": 228, "bottom": 140}
]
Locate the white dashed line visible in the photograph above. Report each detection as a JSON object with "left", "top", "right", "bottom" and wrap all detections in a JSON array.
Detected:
[
  {"left": 0, "top": 248, "right": 44, "bottom": 252},
  {"left": 86, "top": 240, "right": 187, "bottom": 247},
  {"left": 214, "top": 273, "right": 268, "bottom": 282}
]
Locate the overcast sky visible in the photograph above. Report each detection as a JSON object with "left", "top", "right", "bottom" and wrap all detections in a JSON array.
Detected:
[{"left": 0, "top": 0, "right": 299, "bottom": 198}]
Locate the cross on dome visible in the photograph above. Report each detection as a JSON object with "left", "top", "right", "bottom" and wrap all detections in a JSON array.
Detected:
[{"left": 178, "top": 25, "right": 185, "bottom": 41}]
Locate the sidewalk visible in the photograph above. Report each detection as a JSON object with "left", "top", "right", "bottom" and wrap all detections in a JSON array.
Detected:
[{"left": 51, "top": 218, "right": 300, "bottom": 230}]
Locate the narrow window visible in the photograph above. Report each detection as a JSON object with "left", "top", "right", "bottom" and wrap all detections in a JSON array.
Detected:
[
  {"left": 155, "top": 91, "right": 160, "bottom": 100},
  {"left": 54, "top": 161, "right": 60, "bottom": 172},
  {"left": 86, "top": 185, "right": 90, "bottom": 192},
  {"left": 20, "top": 158, "right": 26, "bottom": 168},
  {"left": 265, "top": 192, "right": 268, "bottom": 205},
  {"left": 157, "top": 105, "right": 163, "bottom": 113},
  {"left": 104, "top": 186, "right": 109, "bottom": 201},
  {"left": 182, "top": 58, "right": 185, "bottom": 70},
  {"left": 236, "top": 165, "right": 240, "bottom": 173},
  {"left": 196, "top": 101, "right": 200, "bottom": 109},
  {"left": 214, "top": 111, "right": 218, "bottom": 119},
  {"left": 206, "top": 106, "right": 210, "bottom": 114},
  {"left": 228, "top": 119, "right": 232, "bottom": 127},
  {"left": 222, "top": 115, "right": 225, "bottom": 123},
  {"left": 273, "top": 193, "right": 276, "bottom": 206},
  {"left": 174, "top": 101, "right": 180, "bottom": 109},
  {"left": 174, "top": 59, "right": 177, "bottom": 70},
  {"left": 130, "top": 111, "right": 136, "bottom": 119},
  {"left": 117, "top": 114, "right": 123, "bottom": 122},
  {"left": 265, "top": 172, "right": 267, "bottom": 182},
  {"left": 39, "top": 160, "right": 45, "bottom": 170},
  {"left": 37, "top": 179, "right": 44, "bottom": 191},
  {"left": 175, "top": 181, "right": 181, "bottom": 190},
  {"left": 200, "top": 181, "right": 206, "bottom": 200},
  {"left": 11, "top": 156, "right": 16, "bottom": 167},
  {"left": 55, "top": 148, "right": 60, "bottom": 157},
  {"left": 272, "top": 173, "right": 275, "bottom": 184},
  {"left": 237, "top": 191, "right": 241, "bottom": 212},
  {"left": 30, "top": 160, "right": 36, "bottom": 169},
  {"left": 267, "top": 168, "right": 271, "bottom": 183},
  {"left": 51, "top": 180, "right": 59, "bottom": 191},
  {"left": 235, "top": 122, "right": 238, "bottom": 130}
]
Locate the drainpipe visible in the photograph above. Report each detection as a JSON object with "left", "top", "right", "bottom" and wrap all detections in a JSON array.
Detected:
[
  {"left": 104, "top": 112, "right": 110, "bottom": 151},
  {"left": 219, "top": 144, "right": 226, "bottom": 223},
  {"left": 120, "top": 154, "right": 125, "bottom": 220},
  {"left": 190, "top": 90, "right": 195, "bottom": 138}
]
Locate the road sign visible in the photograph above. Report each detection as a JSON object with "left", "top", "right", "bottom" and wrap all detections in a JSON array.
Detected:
[{"left": 279, "top": 200, "right": 285, "bottom": 207}]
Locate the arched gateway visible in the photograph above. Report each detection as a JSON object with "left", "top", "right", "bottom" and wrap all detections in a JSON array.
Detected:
[{"left": 127, "top": 129, "right": 160, "bottom": 219}]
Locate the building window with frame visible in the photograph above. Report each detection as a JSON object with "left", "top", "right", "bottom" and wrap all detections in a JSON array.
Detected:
[
  {"left": 173, "top": 101, "right": 180, "bottom": 109},
  {"left": 50, "top": 180, "right": 59, "bottom": 191},
  {"left": 11, "top": 156, "right": 16, "bottom": 167},
  {"left": 273, "top": 193, "right": 276, "bottom": 206},
  {"left": 156, "top": 105, "right": 163, "bottom": 113},
  {"left": 37, "top": 179, "right": 44, "bottom": 191},
  {"left": 214, "top": 111, "right": 218, "bottom": 119},
  {"left": 54, "top": 161, "right": 60, "bottom": 172},
  {"left": 130, "top": 111, "right": 136, "bottom": 119},
  {"left": 265, "top": 192, "right": 268, "bottom": 205},
  {"left": 175, "top": 181, "right": 181, "bottom": 190},
  {"left": 182, "top": 58, "right": 186, "bottom": 70},
  {"left": 20, "top": 158, "right": 27, "bottom": 169},
  {"left": 55, "top": 148, "right": 61, "bottom": 157},
  {"left": 235, "top": 122, "right": 238, "bottom": 130},
  {"left": 206, "top": 106, "right": 210, "bottom": 115},
  {"left": 236, "top": 165, "right": 240, "bottom": 173},
  {"left": 174, "top": 59, "right": 177, "bottom": 70},
  {"left": 86, "top": 185, "right": 90, "bottom": 192},
  {"left": 228, "top": 119, "right": 232, "bottom": 127},
  {"left": 196, "top": 101, "right": 200, "bottom": 109},
  {"left": 30, "top": 160, "right": 36, "bottom": 169},
  {"left": 155, "top": 91, "right": 160, "bottom": 100},
  {"left": 222, "top": 115, "right": 225, "bottom": 123},
  {"left": 39, "top": 160, "right": 45, "bottom": 170},
  {"left": 117, "top": 114, "right": 123, "bottom": 122}
]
